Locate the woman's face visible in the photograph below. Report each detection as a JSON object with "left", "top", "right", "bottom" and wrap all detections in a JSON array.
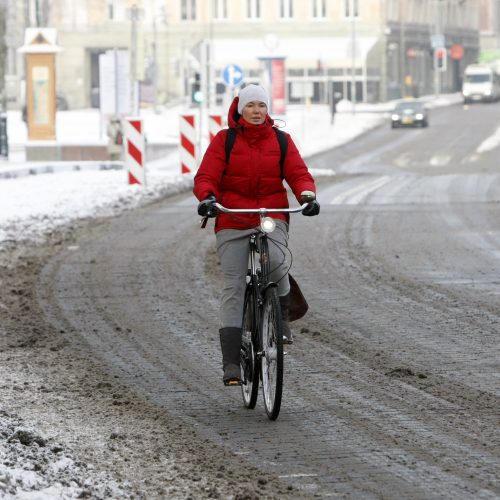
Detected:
[{"left": 241, "top": 101, "right": 268, "bottom": 125}]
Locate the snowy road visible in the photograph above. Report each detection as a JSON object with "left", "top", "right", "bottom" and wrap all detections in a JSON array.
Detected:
[
  {"left": 35, "top": 102, "right": 500, "bottom": 497},
  {"left": 1, "top": 96, "right": 499, "bottom": 497}
]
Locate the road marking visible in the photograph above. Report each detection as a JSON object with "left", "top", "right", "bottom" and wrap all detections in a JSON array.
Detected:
[
  {"left": 330, "top": 176, "right": 391, "bottom": 205},
  {"left": 464, "top": 154, "right": 479, "bottom": 163},
  {"left": 429, "top": 155, "right": 451, "bottom": 166},
  {"left": 477, "top": 125, "right": 500, "bottom": 153},
  {"left": 394, "top": 152, "right": 412, "bottom": 167}
]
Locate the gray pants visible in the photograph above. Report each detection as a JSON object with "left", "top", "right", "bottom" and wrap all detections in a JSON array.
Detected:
[{"left": 216, "top": 220, "right": 290, "bottom": 328}]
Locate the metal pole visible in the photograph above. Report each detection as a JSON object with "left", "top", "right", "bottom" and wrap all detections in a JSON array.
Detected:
[
  {"left": 152, "top": 16, "right": 158, "bottom": 112},
  {"left": 199, "top": 40, "right": 208, "bottom": 162},
  {"left": 399, "top": 1, "right": 405, "bottom": 97},
  {"left": 130, "top": 4, "right": 138, "bottom": 116},
  {"left": 114, "top": 48, "right": 119, "bottom": 114},
  {"left": 207, "top": 18, "right": 214, "bottom": 110},
  {"left": 434, "top": 0, "right": 442, "bottom": 97},
  {"left": 380, "top": 0, "right": 387, "bottom": 102},
  {"left": 351, "top": 0, "right": 356, "bottom": 114},
  {"left": 35, "top": 0, "right": 41, "bottom": 27}
]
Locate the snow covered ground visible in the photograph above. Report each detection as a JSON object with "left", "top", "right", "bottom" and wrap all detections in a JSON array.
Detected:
[{"left": 0, "top": 92, "right": 477, "bottom": 497}]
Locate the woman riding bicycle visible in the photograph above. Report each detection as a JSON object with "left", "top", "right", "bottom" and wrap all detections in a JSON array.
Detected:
[{"left": 193, "top": 84, "right": 320, "bottom": 386}]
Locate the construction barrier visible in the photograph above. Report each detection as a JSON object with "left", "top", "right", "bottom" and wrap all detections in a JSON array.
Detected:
[
  {"left": 124, "top": 117, "right": 146, "bottom": 185},
  {"left": 208, "top": 114, "right": 223, "bottom": 143},
  {"left": 179, "top": 114, "right": 196, "bottom": 174}
]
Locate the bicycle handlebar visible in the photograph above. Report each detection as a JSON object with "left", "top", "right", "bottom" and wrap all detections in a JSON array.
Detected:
[{"left": 214, "top": 202, "right": 309, "bottom": 215}]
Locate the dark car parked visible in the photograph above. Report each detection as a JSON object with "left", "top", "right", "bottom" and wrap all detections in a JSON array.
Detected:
[{"left": 391, "top": 101, "right": 429, "bottom": 128}]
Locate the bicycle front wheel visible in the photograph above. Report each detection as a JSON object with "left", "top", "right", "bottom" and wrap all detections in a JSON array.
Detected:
[
  {"left": 241, "top": 286, "right": 259, "bottom": 409},
  {"left": 260, "top": 287, "right": 283, "bottom": 420}
]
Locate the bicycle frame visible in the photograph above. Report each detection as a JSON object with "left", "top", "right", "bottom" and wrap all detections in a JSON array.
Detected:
[{"left": 214, "top": 202, "right": 308, "bottom": 419}]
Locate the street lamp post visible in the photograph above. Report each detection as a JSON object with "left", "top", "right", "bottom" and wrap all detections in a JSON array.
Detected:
[
  {"left": 346, "top": 0, "right": 358, "bottom": 114},
  {"left": 129, "top": 4, "right": 139, "bottom": 116},
  {"left": 152, "top": 16, "right": 158, "bottom": 112},
  {"left": 399, "top": 1, "right": 406, "bottom": 97},
  {"left": 351, "top": 10, "right": 356, "bottom": 113},
  {"left": 433, "top": 0, "right": 445, "bottom": 97}
]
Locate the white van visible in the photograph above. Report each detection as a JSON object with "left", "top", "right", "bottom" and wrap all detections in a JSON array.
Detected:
[{"left": 462, "top": 64, "right": 500, "bottom": 103}]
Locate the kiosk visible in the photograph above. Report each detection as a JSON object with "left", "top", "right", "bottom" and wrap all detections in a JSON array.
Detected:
[{"left": 18, "top": 28, "right": 61, "bottom": 141}]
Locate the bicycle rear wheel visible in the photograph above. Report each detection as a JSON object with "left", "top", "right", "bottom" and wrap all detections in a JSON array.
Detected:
[
  {"left": 241, "top": 286, "right": 259, "bottom": 409},
  {"left": 260, "top": 287, "right": 283, "bottom": 420}
]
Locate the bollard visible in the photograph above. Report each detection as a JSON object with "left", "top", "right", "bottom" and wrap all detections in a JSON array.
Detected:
[
  {"left": 124, "top": 117, "right": 146, "bottom": 185},
  {"left": 179, "top": 114, "right": 196, "bottom": 174}
]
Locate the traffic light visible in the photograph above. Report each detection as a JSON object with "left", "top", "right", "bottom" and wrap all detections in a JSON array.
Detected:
[
  {"left": 435, "top": 47, "right": 447, "bottom": 72},
  {"left": 191, "top": 72, "right": 202, "bottom": 104}
]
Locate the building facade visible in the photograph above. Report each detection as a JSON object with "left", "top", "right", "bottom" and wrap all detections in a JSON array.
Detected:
[
  {"left": 479, "top": 0, "right": 500, "bottom": 62},
  {"left": 3, "top": 0, "right": 482, "bottom": 110}
]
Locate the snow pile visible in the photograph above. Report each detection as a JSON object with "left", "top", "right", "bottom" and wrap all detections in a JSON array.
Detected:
[
  {"left": 0, "top": 411, "right": 126, "bottom": 499},
  {"left": 0, "top": 163, "right": 193, "bottom": 245}
]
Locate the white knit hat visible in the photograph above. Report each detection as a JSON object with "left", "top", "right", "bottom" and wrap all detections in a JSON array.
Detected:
[{"left": 237, "top": 84, "right": 269, "bottom": 114}]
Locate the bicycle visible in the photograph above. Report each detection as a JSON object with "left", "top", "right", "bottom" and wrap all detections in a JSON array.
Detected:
[{"left": 213, "top": 202, "right": 309, "bottom": 420}]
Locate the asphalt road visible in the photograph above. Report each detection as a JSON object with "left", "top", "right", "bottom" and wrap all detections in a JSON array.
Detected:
[{"left": 38, "top": 101, "right": 500, "bottom": 498}]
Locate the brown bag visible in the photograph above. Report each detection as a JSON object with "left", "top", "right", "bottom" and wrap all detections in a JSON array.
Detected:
[{"left": 288, "top": 274, "right": 309, "bottom": 322}]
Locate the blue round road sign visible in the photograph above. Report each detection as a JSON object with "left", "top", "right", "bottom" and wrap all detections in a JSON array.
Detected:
[{"left": 222, "top": 64, "right": 244, "bottom": 87}]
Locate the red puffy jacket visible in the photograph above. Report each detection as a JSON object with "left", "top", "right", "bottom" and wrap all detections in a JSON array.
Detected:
[{"left": 193, "top": 96, "right": 316, "bottom": 232}]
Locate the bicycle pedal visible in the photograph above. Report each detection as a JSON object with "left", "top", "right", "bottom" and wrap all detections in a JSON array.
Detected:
[{"left": 224, "top": 379, "right": 242, "bottom": 387}]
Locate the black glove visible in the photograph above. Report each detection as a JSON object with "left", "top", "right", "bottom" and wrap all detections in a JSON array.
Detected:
[
  {"left": 197, "top": 195, "right": 217, "bottom": 218},
  {"left": 302, "top": 200, "right": 320, "bottom": 216}
]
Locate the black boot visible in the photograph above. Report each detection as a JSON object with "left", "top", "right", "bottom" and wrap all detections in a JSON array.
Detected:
[
  {"left": 279, "top": 294, "right": 294, "bottom": 344},
  {"left": 219, "top": 327, "right": 242, "bottom": 386}
]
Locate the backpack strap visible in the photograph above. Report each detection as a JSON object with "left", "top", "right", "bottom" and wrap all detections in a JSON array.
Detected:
[
  {"left": 224, "top": 128, "right": 237, "bottom": 165},
  {"left": 273, "top": 128, "right": 288, "bottom": 179},
  {"left": 224, "top": 127, "right": 288, "bottom": 179}
]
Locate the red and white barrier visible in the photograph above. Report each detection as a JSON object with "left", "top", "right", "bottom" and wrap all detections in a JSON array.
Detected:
[
  {"left": 179, "top": 114, "right": 196, "bottom": 174},
  {"left": 208, "top": 114, "right": 223, "bottom": 143},
  {"left": 124, "top": 117, "right": 146, "bottom": 185}
]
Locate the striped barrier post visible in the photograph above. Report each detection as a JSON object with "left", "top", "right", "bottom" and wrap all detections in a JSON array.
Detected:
[
  {"left": 208, "top": 114, "right": 223, "bottom": 143},
  {"left": 179, "top": 114, "right": 196, "bottom": 174},
  {"left": 124, "top": 117, "right": 146, "bottom": 185}
]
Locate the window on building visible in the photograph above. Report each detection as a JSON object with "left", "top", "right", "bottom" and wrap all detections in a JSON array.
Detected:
[
  {"left": 280, "top": 0, "right": 294, "bottom": 18},
  {"left": 213, "top": 0, "right": 228, "bottom": 19},
  {"left": 107, "top": 2, "right": 114, "bottom": 20},
  {"left": 247, "top": 0, "right": 261, "bottom": 19},
  {"left": 344, "top": 0, "right": 359, "bottom": 18},
  {"left": 106, "top": 1, "right": 126, "bottom": 22},
  {"left": 312, "top": 0, "right": 326, "bottom": 18},
  {"left": 181, "top": 0, "right": 197, "bottom": 20}
]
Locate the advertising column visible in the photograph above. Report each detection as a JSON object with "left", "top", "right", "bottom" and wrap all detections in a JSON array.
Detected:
[
  {"left": 18, "top": 28, "right": 61, "bottom": 141},
  {"left": 259, "top": 57, "right": 286, "bottom": 115}
]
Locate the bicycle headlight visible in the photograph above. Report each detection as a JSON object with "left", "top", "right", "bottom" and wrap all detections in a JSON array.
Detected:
[{"left": 261, "top": 217, "right": 276, "bottom": 233}]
